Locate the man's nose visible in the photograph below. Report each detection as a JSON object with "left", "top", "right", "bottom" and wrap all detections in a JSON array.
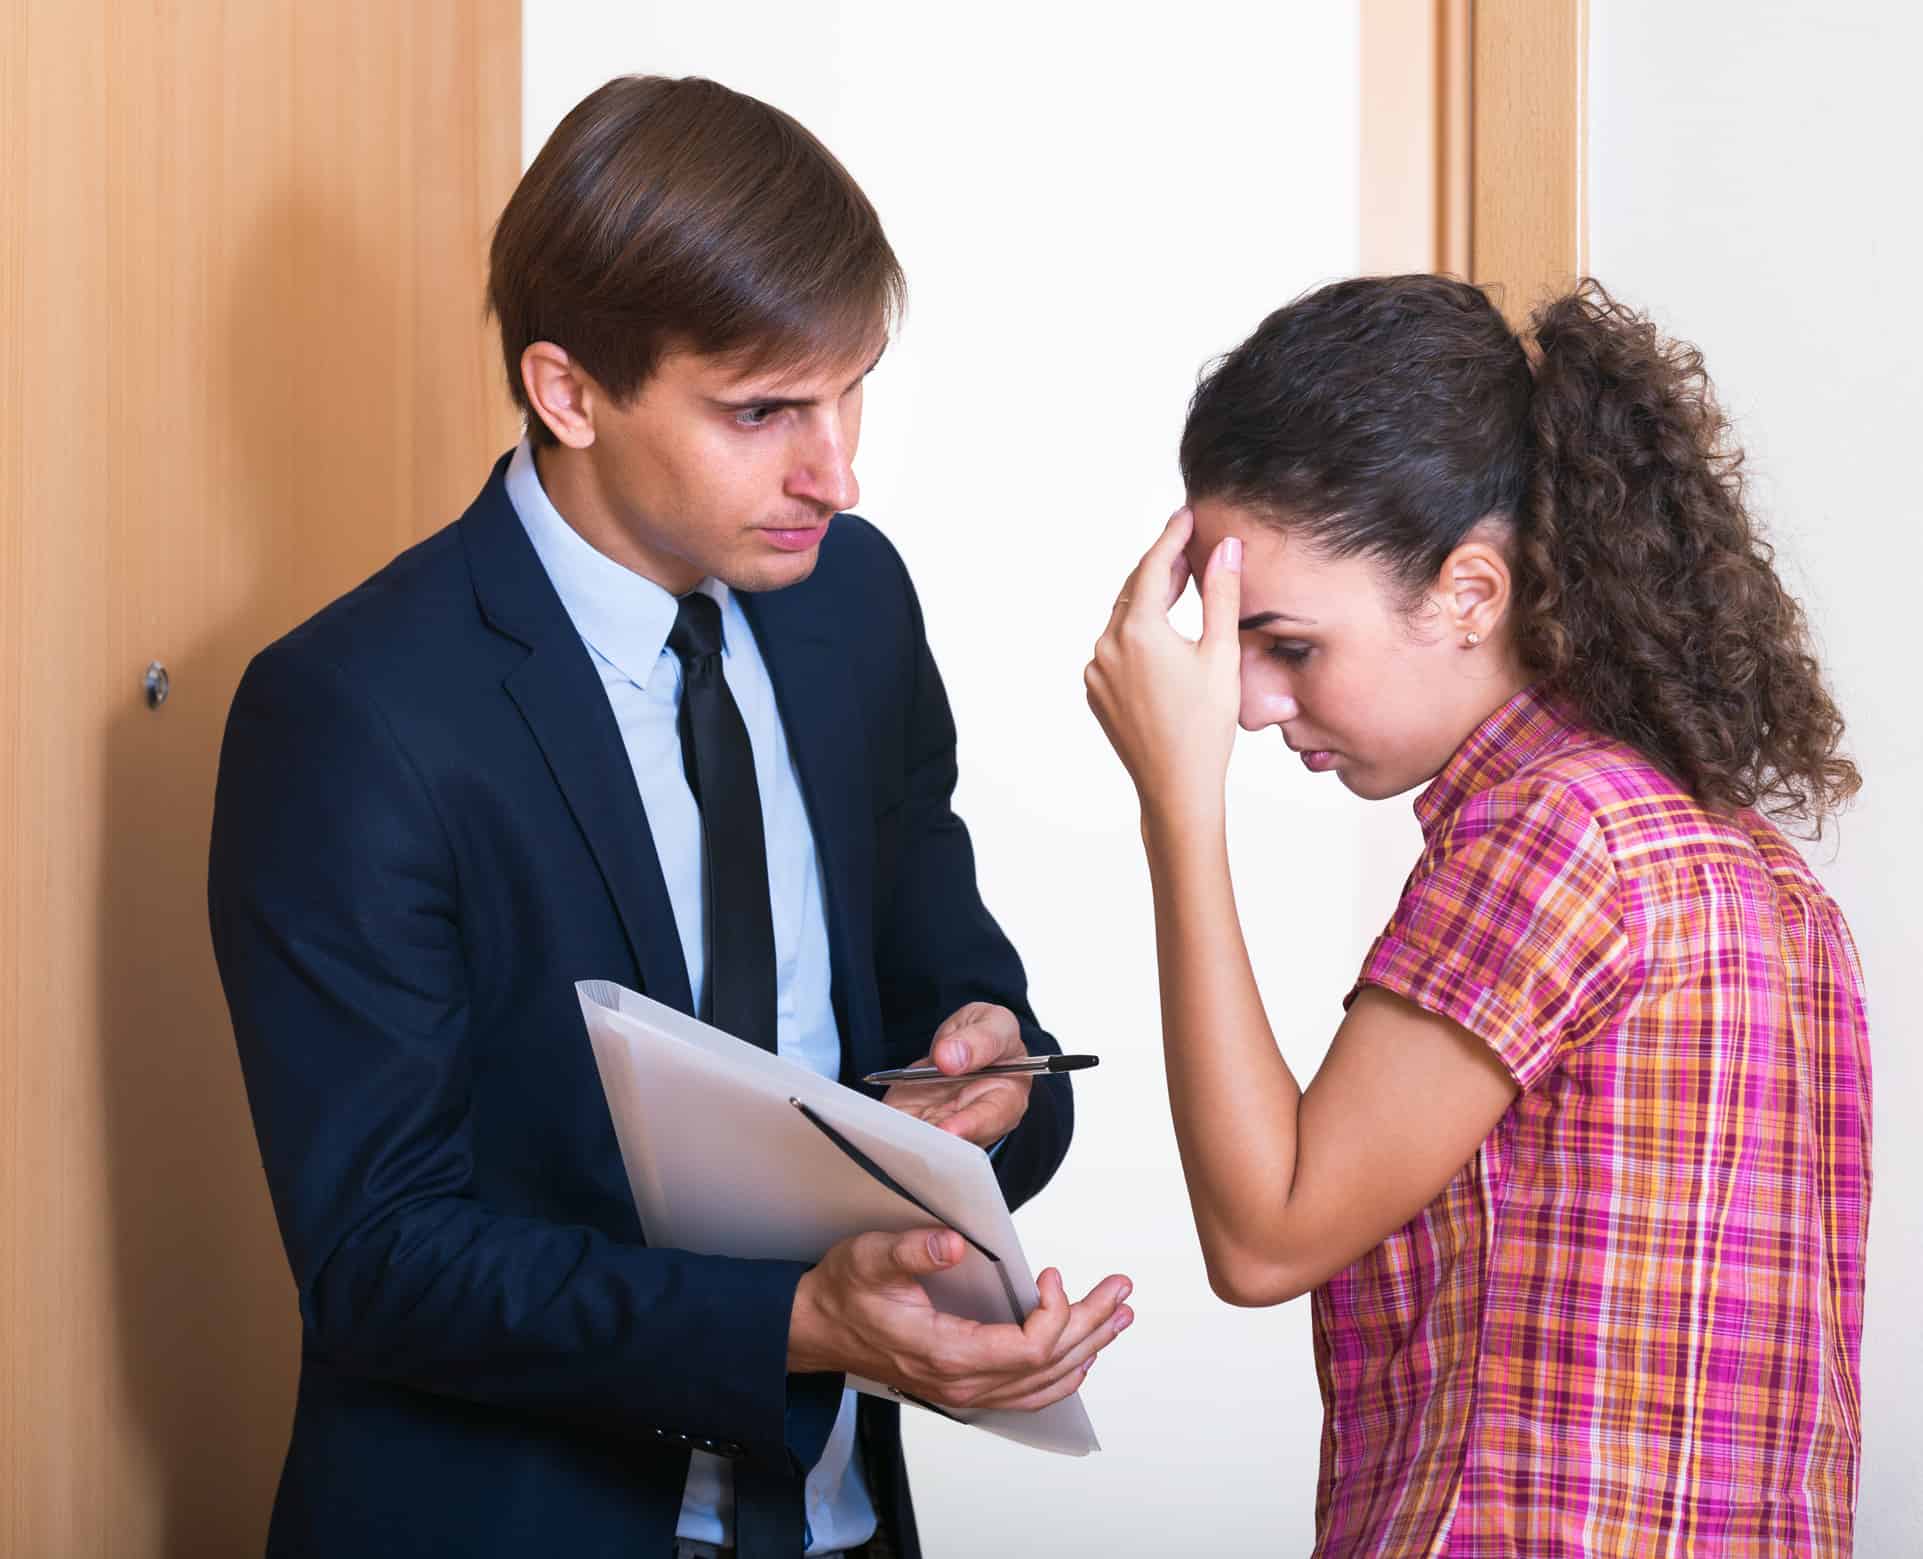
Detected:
[{"left": 786, "top": 419, "right": 859, "bottom": 514}]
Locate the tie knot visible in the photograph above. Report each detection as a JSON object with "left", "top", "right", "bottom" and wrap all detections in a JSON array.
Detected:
[{"left": 667, "top": 591, "right": 724, "bottom": 665}]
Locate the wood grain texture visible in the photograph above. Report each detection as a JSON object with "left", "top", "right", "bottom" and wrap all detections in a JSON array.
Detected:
[
  {"left": 1470, "top": 0, "right": 1588, "bottom": 325},
  {"left": 1360, "top": 0, "right": 1442, "bottom": 274},
  {"left": 0, "top": 3, "right": 521, "bottom": 1552},
  {"left": 1438, "top": 0, "right": 1472, "bottom": 277}
]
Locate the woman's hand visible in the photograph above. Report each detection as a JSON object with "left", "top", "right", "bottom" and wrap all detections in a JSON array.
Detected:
[{"left": 1084, "top": 508, "right": 1243, "bottom": 832}]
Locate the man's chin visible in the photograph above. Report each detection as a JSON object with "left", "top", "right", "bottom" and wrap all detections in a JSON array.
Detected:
[{"left": 722, "top": 547, "right": 822, "bottom": 595}]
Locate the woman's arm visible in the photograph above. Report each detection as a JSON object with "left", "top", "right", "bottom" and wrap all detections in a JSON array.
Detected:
[
  {"left": 1143, "top": 802, "right": 1515, "bottom": 1305},
  {"left": 1087, "top": 510, "right": 1517, "bottom": 1306}
]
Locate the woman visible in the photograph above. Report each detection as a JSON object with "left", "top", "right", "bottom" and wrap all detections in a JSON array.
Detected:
[{"left": 1085, "top": 276, "right": 1869, "bottom": 1555}]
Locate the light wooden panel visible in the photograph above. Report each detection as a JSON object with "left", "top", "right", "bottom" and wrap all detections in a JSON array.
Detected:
[
  {"left": 0, "top": 3, "right": 521, "bottom": 1553},
  {"left": 1360, "top": 0, "right": 1442, "bottom": 273},
  {"left": 1438, "top": 0, "right": 1472, "bottom": 277},
  {"left": 1470, "top": 0, "right": 1588, "bottom": 324},
  {"left": 1359, "top": 0, "right": 1472, "bottom": 276}
]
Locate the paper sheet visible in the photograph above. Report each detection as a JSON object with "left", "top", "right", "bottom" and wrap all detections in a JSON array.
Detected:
[{"left": 578, "top": 978, "right": 1099, "bottom": 1456}]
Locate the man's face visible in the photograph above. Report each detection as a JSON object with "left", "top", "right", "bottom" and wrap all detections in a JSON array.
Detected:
[{"left": 562, "top": 343, "right": 881, "bottom": 596}]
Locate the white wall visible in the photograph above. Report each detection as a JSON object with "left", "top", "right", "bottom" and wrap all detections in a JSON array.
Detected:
[
  {"left": 1589, "top": 3, "right": 1923, "bottom": 1547},
  {"left": 526, "top": 5, "right": 1374, "bottom": 1553}
]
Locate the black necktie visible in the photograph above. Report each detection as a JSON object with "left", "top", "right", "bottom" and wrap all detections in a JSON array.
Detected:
[
  {"left": 668, "top": 594, "right": 801, "bottom": 1555},
  {"left": 667, "top": 592, "right": 778, "bottom": 1054}
]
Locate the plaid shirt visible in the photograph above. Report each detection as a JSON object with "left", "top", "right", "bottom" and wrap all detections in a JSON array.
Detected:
[{"left": 1321, "top": 685, "right": 1871, "bottom": 1556}]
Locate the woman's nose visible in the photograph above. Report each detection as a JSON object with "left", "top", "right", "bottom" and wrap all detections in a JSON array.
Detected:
[{"left": 1240, "top": 686, "right": 1300, "bottom": 732}]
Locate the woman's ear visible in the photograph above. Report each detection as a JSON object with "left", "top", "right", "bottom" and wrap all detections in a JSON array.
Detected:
[
  {"left": 520, "top": 342, "right": 597, "bottom": 450},
  {"left": 1438, "top": 520, "right": 1514, "bottom": 647}
]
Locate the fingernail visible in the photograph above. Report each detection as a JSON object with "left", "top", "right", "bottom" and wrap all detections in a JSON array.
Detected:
[
  {"left": 1118, "top": 1281, "right": 1132, "bottom": 1302},
  {"left": 1223, "top": 537, "right": 1243, "bottom": 573},
  {"left": 1113, "top": 1308, "right": 1133, "bottom": 1332},
  {"left": 927, "top": 1233, "right": 947, "bottom": 1263},
  {"left": 937, "top": 1040, "right": 963, "bottom": 1070}
]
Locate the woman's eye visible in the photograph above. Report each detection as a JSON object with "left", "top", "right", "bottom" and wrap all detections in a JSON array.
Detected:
[{"left": 1267, "top": 641, "right": 1313, "bottom": 664}]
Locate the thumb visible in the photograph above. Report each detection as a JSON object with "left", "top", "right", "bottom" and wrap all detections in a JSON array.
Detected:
[
  {"left": 1201, "top": 535, "right": 1243, "bottom": 655},
  {"left": 889, "top": 1227, "right": 964, "bottom": 1279}
]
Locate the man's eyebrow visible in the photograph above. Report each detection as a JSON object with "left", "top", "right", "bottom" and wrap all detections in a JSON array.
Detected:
[
  {"left": 1239, "top": 610, "right": 1317, "bottom": 630},
  {"left": 713, "top": 391, "right": 812, "bottom": 412},
  {"left": 715, "top": 348, "right": 888, "bottom": 411}
]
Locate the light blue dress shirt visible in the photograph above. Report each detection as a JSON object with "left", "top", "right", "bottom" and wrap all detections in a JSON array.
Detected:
[{"left": 506, "top": 440, "right": 874, "bottom": 1555}]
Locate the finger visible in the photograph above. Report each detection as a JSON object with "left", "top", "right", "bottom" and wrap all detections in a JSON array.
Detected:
[
  {"left": 1162, "top": 546, "right": 1193, "bottom": 613},
  {"left": 1043, "top": 1274, "right": 1132, "bottom": 1360},
  {"left": 931, "top": 1005, "right": 1019, "bottom": 1074},
  {"left": 977, "top": 1304, "right": 1131, "bottom": 1409},
  {"left": 985, "top": 1353, "right": 1100, "bottom": 1414},
  {"left": 1109, "top": 507, "right": 1194, "bottom": 627},
  {"left": 1016, "top": 1266, "right": 1071, "bottom": 1362},
  {"left": 918, "top": 1269, "right": 1129, "bottom": 1388},
  {"left": 921, "top": 1269, "right": 1072, "bottom": 1386},
  {"left": 933, "top": 1084, "right": 1028, "bottom": 1145},
  {"left": 1008, "top": 1270, "right": 1124, "bottom": 1374},
  {"left": 924, "top": 1273, "right": 1072, "bottom": 1405},
  {"left": 1200, "top": 534, "right": 1243, "bottom": 655},
  {"left": 877, "top": 1227, "right": 965, "bottom": 1282}
]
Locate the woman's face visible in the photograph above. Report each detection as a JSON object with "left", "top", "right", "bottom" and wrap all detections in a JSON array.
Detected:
[{"left": 1185, "top": 498, "right": 1530, "bottom": 800}]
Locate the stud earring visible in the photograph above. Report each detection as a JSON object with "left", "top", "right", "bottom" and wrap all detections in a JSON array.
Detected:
[{"left": 1463, "top": 631, "right": 1482, "bottom": 647}]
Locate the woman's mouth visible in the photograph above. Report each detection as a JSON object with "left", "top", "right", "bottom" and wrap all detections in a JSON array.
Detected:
[{"left": 1300, "top": 749, "right": 1339, "bottom": 773}]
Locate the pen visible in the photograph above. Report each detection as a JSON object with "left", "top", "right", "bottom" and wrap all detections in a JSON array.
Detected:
[{"left": 863, "top": 1055, "right": 1100, "bottom": 1085}]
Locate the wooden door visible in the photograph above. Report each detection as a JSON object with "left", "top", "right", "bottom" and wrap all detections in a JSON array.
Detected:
[
  {"left": 1361, "top": 0, "right": 1587, "bottom": 318},
  {"left": 0, "top": 4, "right": 521, "bottom": 1551}
]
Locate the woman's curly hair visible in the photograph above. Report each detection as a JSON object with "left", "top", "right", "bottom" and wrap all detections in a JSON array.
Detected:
[
  {"left": 1179, "top": 274, "right": 1860, "bottom": 834},
  {"left": 1517, "top": 283, "right": 1857, "bottom": 830}
]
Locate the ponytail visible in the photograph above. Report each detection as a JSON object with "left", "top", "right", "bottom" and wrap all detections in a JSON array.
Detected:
[
  {"left": 1179, "top": 273, "right": 1860, "bottom": 833},
  {"left": 1514, "top": 281, "right": 1859, "bottom": 833}
]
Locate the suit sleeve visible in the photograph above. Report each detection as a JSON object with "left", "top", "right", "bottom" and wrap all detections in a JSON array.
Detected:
[
  {"left": 867, "top": 555, "right": 1073, "bottom": 1215},
  {"left": 208, "top": 643, "right": 840, "bottom": 1469}
]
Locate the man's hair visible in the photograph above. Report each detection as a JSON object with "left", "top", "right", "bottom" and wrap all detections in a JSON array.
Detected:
[{"left": 488, "top": 75, "right": 905, "bottom": 444}]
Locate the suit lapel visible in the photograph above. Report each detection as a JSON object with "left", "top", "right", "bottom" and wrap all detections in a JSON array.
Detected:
[
  {"left": 458, "top": 458, "right": 694, "bottom": 1014},
  {"left": 739, "top": 586, "right": 883, "bottom": 1084}
]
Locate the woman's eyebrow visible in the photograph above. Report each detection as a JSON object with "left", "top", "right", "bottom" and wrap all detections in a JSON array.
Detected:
[{"left": 1239, "top": 610, "right": 1317, "bottom": 630}]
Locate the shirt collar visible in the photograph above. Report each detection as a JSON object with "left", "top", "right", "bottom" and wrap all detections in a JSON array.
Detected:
[
  {"left": 1413, "top": 683, "right": 1582, "bottom": 839},
  {"left": 504, "top": 437, "right": 734, "bottom": 688}
]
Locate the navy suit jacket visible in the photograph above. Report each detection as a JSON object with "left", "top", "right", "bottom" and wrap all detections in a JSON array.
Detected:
[{"left": 208, "top": 455, "right": 1073, "bottom": 1557}]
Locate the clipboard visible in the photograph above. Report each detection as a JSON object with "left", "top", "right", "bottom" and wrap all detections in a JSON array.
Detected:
[{"left": 577, "top": 978, "right": 1099, "bottom": 1456}]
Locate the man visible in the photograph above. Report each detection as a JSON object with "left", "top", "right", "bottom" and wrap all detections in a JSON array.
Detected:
[{"left": 208, "top": 75, "right": 1130, "bottom": 1559}]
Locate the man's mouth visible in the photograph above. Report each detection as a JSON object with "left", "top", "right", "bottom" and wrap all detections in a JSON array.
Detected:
[{"left": 758, "top": 516, "right": 831, "bottom": 552}]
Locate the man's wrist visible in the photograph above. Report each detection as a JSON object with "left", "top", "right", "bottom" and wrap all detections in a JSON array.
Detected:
[{"left": 786, "top": 1266, "right": 837, "bottom": 1376}]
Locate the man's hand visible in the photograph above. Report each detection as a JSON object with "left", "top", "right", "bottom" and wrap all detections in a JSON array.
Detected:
[
  {"left": 881, "top": 1002, "right": 1035, "bottom": 1147},
  {"left": 788, "top": 1227, "right": 1133, "bottom": 1412}
]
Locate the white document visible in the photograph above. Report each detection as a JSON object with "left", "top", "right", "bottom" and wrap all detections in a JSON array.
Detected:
[{"left": 577, "top": 978, "right": 1099, "bottom": 1456}]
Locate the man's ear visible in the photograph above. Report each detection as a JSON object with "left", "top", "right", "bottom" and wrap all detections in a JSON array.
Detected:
[
  {"left": 520, "top": 342, "right": 596, "bottom": 449},
  {"left": 1437, "top": 520, "right": 1514, "bottom": 644}
]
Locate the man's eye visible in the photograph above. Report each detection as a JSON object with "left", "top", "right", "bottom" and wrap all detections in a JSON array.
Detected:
[{"left": 734, "top": 405, "right": 779, "bottom": 428}]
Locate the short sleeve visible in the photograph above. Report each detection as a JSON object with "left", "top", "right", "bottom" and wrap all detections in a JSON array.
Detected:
[{"left": 1348, "top": 786, "right": 1630, "bottom": 1091}]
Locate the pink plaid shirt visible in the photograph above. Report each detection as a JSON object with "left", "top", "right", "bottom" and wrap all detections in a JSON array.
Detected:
[{"left": 1322, "top": 685, "right": 1871, "bottom": 1556}]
